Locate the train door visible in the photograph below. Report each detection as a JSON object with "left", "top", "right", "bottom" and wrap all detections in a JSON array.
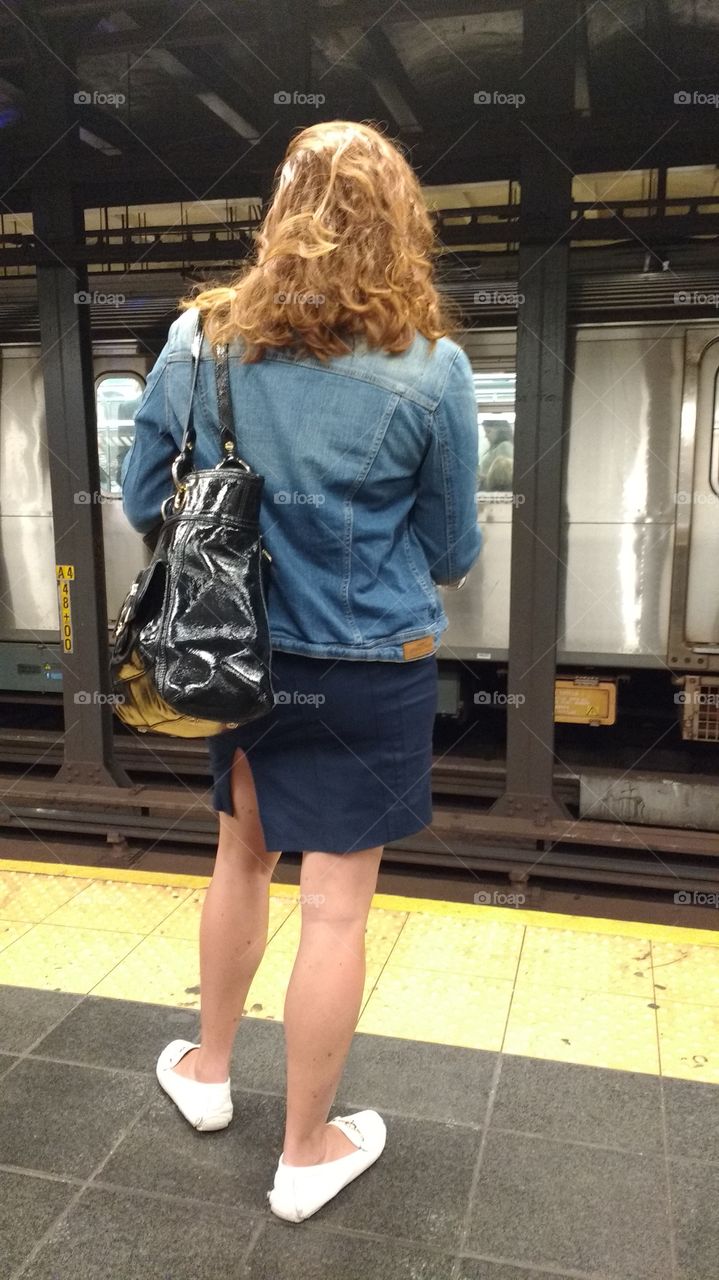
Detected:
[
  {"left": 93, "top": 353, "right": 153, "bottom": 625},
  {"left": 0, "top": 345, "right": 150, "bottom": 692},
  {"left": 441, "top": 330, "right": 516, "bottom": 660},
  {"left": 680, "top": 330, "right": 719, "bottom": 657},
  {"left": 0, "top": 346, "right": 57, "bottom": 662}
]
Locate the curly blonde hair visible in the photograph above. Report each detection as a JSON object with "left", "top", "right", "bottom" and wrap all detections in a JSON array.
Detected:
[{"left": 180, "top": 120, "right": 454, "bottom": 362}]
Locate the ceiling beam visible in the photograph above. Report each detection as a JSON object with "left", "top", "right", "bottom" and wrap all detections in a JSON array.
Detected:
[
  {"left": 364, "top": 27, "right": 425, "bottom": 132},
  {"left": 81, "top": 2, "right": 266, "bottom": 144},
  {"left": 147, "top": 48, "right": 261, "bottom": 140},
  {"left": 75, "top": 20, "right": 233, "bottom": 55},
  {"left": 141, "top": 0, "right": 272, "bottom": 135},
  {"left": 646, "top": 0, "right": 677, "bottom": 120},
  {"left": 576, "top": 0, "right": 593, "bottom": 115},
  {"left": 3, "top": 110, "right": 719, "bottom": 213},
  {"left": 10, "top": 0, "right": 165, "bottom": 15},
  {"left": 0, "top": 0, "right": 525, "bottom": 25},
  {"left": 72, "top": 100, "right": 144, "bottom": 154},
  {"left": 313, "top": 24, "right": 422, "bottom": 134}
]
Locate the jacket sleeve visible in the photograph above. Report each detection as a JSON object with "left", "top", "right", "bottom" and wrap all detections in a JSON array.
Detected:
[
  {"left": 120, "top": 342, "right": 176, "bottom": 535},
  {"left": 410, "top": 346, "right": 483, "bottom": 585}
]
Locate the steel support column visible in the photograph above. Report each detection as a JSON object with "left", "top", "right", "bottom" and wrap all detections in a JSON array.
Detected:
[
  {"left": 255, "top": 0, "right": 315, "bottom": 198},
  {"left": 29, "top": 44, "right": 130, "bottom": 787},
  {"left": 492, "top": 1, "right": 575, "bottom": 822}
]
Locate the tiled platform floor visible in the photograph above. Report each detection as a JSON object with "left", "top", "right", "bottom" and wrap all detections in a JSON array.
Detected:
[
  {"left": 1, "top": 860, "right": 718, "bottom": 1082},
  {"left": 2, "top": 987, "right": 718, "bottom": 1280},
  {"left": 0, "top": 859, "right": 718, "bottom": 1278}
]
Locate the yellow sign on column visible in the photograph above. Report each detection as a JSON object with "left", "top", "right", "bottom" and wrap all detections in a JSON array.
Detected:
[{"left": 55, "top": 564, "right": 75, "bottom": 653}]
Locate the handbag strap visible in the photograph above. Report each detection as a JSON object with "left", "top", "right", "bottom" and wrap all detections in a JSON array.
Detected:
[
  {"left": 177, "top": 311, "right": 205, "bottom": 467},
  {"left": 214, "top": 341, "right": 243, "bottom": 462},
  {"left": 176, "top": 311, "right": 248, "bottom": 477}
]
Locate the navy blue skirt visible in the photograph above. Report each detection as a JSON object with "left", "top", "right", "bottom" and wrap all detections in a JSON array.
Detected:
[{"left": 206, "top": 650, "right": 438, "bottom": 854}]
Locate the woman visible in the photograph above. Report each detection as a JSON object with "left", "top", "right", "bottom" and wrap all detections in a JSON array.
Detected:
[
  {"left": 121, "top": 119, "right": 482, "bottom": 1223},
  {"left": 478, "top": 418, "right": 514, "bottom": 491}
]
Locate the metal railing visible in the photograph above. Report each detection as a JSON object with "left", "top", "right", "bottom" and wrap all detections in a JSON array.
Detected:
[{"left": 1, "top": 196, "right": 719, "bottom": 275}]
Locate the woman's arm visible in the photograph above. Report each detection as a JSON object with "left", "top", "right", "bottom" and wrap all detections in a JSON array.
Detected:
[
  {"left": 410, "top": 346, "right": 483, "bottom": 586},
  {"left": 121, "top": 343, "right": 176, "bottom": 535}
]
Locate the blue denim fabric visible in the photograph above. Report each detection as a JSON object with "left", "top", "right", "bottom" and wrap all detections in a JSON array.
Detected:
[{"left": 121, "top": 307, "right": 482, "bottom": 661}]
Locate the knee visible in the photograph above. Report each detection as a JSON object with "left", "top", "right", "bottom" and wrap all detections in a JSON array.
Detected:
[
  {"left": 215, "top": 834, "right": 279, "bottom": 879},
  {"left": 299, "top": 891, "right": 368, "bottom": 934}
]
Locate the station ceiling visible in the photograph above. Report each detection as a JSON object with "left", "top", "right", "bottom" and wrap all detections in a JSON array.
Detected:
[{"left": 1, "top": 0, "right": 718, "bottom": 210}]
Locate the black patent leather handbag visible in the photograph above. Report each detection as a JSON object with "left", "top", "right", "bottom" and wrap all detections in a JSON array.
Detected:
[{"left": 110, "top": 313, "right": 274, "bottom": 737}]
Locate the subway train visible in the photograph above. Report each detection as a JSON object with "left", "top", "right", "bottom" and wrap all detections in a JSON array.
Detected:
[{"left": 2, "top": 266, "right": 719, "bottom": 745}]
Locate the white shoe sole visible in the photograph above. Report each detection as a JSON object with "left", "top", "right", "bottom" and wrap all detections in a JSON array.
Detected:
[
  {"left": 268, "top": 1110, "right": 387, "bottom": 1223},
  {"left": 156, "top": 1039, "right": 233, "bottom": 1132}
]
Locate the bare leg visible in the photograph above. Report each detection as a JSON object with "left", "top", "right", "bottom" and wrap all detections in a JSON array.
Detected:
[
  {"left": 282, "top": 844, "right": 384, "bottom": 1165},
  {"left": 173, "top": 748, "right": 281, "bottom": 1084}
]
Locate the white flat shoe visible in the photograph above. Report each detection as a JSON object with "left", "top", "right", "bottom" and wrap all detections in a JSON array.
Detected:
[
  {"left": 267, "top": 1109, "right": 387, "bottom": 1223},
  {"left": 155, "top": 1039, "right": 233, "bottom": 1131}
]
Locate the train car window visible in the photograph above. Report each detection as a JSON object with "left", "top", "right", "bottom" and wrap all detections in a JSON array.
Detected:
[
  {"left": 710, "top": 366, "right": 719, "bottom": 499},
  {"left": 473, "top": 372, "right": 516, "bottom": 499},
  {"left": 95, "top": 373, "right": 145, "bottom": 497}
]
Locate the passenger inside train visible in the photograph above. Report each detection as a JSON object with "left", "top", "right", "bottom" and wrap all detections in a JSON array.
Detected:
[{"left": 478, "top": 418, "right": 515, "bottom": 491}]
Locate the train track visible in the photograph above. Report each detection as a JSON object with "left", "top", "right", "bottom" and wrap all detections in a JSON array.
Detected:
[{"left": 0, "top": 728, "right": 717, "bottom": 894}]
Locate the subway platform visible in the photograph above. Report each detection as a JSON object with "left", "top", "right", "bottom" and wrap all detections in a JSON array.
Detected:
[{"left": 0, "top": 859, "right": 717, "bottom": 1280}]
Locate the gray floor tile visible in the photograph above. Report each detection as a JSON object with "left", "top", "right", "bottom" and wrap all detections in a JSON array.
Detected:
[
  {"left": 0, "top": 985, "right": 82, "bottom": 1054},
  {"left": 466, "top": 1130, "right": 672, "bottom": 1279},
  {"left": 231, "top": 1016, "right": 286, "bottom": 1095},
  {"left": 100, "top": 1077, "right": 477, "bottom": 1246},
  {"left": 342, "top": 1034, "right": 497, "bottom": 1124},
  {"left": 100, "top": 1088, "right": 285, "bottom": 1212},
  {"left": 0, "top": 1170, "right": 76, "bottom": 1280},
  {"left": 21, "top": 1185, "right": 256, "bottom": 1280},
  {"left": 0, "top": 1057, "right": 151, "bottom": 1178},
  {"left": 33, "top": 995, "right": 287, "bottom": 1095},
  {"left": 0, "top": 985, "right": 678, "bottom": 1280},
  {"left": 456, "top": 1262, "right": 583, "bottom": 1280},
  {"left": 491, "top": 1055, "right": 663, "bottom": 1152},
  {"left": 33, "top": 995, "right": 198, "bottom": 1073},
  {"left": 663, "top": 1076, "right": 719, "bottom": 1163},
  {"left": 669, "top": 1158, "right": 719, "bottom": 1280},
  {"left": 247, "top": 1224, "right": 450, "bottom": 1279},
  {"left": 302, "top": 1109, "right": 480, "bottom": 1248}
]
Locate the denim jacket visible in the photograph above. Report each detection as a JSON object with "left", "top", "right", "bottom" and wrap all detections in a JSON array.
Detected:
[{"left": 121, "top": 307, "right": 482, "bottom": 662}]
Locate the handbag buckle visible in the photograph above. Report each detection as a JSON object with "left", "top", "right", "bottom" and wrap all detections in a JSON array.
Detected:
[
  {"left": 217, "top": 446, "right": 252, "bottom": 474},
  {"left": 172, "top": 454, "right": 191, "bottom": 488},
  {"left": 171, "top": 452, "right": 192, "bottom": 510}
]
